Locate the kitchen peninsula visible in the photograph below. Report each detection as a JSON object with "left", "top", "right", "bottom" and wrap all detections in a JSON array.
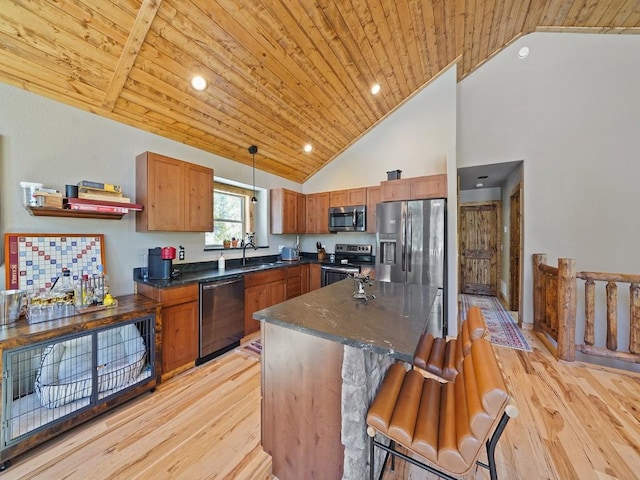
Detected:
[{"left": 254, "top": 279, "right": 441, "bottom": 480}]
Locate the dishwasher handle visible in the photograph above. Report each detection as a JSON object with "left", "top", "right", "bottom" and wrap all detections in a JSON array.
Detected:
[{"left": 201, "top": 276, "right": 243, "bottom": 290}]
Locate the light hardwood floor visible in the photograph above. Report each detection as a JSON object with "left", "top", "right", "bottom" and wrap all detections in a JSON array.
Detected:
[{"left": 6, "top": 329, "right": 640, "bottom": 480}]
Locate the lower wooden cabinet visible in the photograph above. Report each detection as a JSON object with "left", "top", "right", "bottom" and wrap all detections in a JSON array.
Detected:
[
  {"left": 137, "top": 282, "right": 199, "bottom": 380},
  {"left": 309, "top": 263, "right": 322, "bottom": 291},
  {"left": 286, "top": 265, "right": 302, "bottom": 299},
  {"left": 244, "top": 269, "right": 287, "bottom": 336},
  {"left": 301, "top": 264, "right": 310, "bottom": 294},
  {"left": 161, "top": 301, "right": 199, "bottom": 375}
]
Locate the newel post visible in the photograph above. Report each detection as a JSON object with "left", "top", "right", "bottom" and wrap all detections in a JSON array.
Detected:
[
  {"left": 532, "top": 254, "right": 546, "bottom": 332},
  {"left": 556, "top": 258, "right": 577, "bottom": 361}
]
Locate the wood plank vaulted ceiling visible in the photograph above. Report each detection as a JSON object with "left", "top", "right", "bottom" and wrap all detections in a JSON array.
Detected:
[{"left": 1, "top": 1, "right": 639, "bottom": 183}]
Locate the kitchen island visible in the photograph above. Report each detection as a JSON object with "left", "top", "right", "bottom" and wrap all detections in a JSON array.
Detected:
[{"left": 254, "top": 278, "right": 441, "bottom": 480}]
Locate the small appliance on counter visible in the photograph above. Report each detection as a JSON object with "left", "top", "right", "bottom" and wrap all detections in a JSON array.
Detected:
[
  {"left": 281, "top": 247, "right": 299, "bottom": 261},
  {"left": 148, "top": 246, "right": 176, "bottom": 280}
]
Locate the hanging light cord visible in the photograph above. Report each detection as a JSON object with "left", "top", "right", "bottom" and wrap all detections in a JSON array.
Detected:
[{"left": 249, "top": 145, "right": 258, "bottom": 203}]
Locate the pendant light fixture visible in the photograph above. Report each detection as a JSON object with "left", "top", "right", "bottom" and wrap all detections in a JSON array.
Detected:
[{"left": 248, "top": 145, "right": 258, "bottom": 203}]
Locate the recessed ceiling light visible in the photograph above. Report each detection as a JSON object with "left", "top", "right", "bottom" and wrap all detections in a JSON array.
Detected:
[
  {"left": 191, "top": 75, "right": 207, "bottom": 91},
  {"left": 517, "top": 47, "right": 530, "bottom": 59},
  {"left": 371, "top": 84, "right": 381, "bottom": 95},
  {"left": 303, "top": 144, "right": 313, "bottom": 153},
  {"left": 477, "top": 175, "right": 488, "bottom": 179},
  {"left": 475, "top": 183, "right": 484, "bottom": 188}
]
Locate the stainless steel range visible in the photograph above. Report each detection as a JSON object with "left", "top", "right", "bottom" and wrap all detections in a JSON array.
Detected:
[{"left": 320, "top": 243, "right": 374, "bottom": 287}]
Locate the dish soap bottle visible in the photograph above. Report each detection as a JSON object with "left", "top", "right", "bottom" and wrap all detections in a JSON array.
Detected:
[{"left": 219, "top": 253, "right": 225, "bottom": 271}]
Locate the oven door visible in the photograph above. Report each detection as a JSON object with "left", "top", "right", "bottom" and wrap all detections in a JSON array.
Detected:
[{"left": 321, "top": 266, "right": 359, "bottom": 287}]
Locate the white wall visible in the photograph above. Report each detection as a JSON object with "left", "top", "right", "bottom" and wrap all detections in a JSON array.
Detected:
[
  {"left": 0, "top": 83, "right": 299, "bottom": 296},
  {"left": 304, "top": 66, "right": 459, "bottom": 334},
  {"left": 458, "top": 33, "right": 640, "bottom": 329}
]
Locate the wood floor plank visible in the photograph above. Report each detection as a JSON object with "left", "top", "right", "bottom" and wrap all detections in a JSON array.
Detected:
[{"left": 5, "top": 327, "right": 640, "bottom": 480}]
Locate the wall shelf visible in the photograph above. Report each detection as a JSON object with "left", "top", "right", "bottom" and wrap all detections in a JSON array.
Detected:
[{"left": 26, "top": 206, "right": 126, "bottom": 220}]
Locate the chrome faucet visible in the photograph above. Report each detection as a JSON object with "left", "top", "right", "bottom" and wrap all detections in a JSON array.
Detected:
[{"left": 242, "top": 233, "right": 257, "bottom": 266}]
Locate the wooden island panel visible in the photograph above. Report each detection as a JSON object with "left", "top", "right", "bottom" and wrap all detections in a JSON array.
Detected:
[{"left": 261, "top": 322, "right": 344, "bottom": 480}]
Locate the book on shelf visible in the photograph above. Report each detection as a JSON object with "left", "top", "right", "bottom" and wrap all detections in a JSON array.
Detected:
[
  {"left": 78, "top": 191, "right": 131, "bottom": 203},
  {"left": 66, "top": 197, "right": 143, "bottom": 211},
  {"left": 69, "top": 204, "right": 129, "bottom": 214},
  {"left": 77, "top": 180, "right": 122, "bottom": 193}
]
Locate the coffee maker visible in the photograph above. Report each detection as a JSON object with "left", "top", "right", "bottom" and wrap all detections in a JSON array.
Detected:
[{"left": 148, "top": 247, "right": 176, "bottom": 280}]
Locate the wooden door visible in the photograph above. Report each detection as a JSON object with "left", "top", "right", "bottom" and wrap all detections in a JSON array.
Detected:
[
  {"left": 185, "top": 162, "right": 213, "bottom": 232},
  {"left": 509, "top": 186, "right": 522, "bottom": 312},
  {"left": 245, "top": 284, "right": 268, "bottom": 335},
  {"left": 316, "top": 192, "right": 330, "bottom": 233},
  {"left": 309, "top": 264, "right": 321, "bottom": 291},
  {"left": 305, "top": 194, "right": 317, "bottom": 233},
  {"left": 140, "top": 152, "right": 185, "bottom": 231},
  {"left": 459, "top": 203, "right": 499, "bottom": 295},
  {"left": 366, "top": 186, "right": 381, "bottom": 233},
  {"left": 161, "top": 301, "right": 198, "bottom": 375},
  {"left": 296, "top": 192, "right": 306, "bottom": 234}
]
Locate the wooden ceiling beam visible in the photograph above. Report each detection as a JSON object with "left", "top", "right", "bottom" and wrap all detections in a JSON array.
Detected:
[{"left": 102, "top": 0, "right": 162, "bottom": 111}]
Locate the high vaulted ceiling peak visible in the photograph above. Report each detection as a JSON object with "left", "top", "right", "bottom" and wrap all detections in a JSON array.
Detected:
[{"left": 1, "top": 1, "right": 638, "bottom": 182}]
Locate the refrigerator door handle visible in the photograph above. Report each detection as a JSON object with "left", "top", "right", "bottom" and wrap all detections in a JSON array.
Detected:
[
  {"left": 407, "top": 212, "right": 412, "bottom": 272},
  {"left": 401, "top": 209, "right": 406, "bottom": 271}
]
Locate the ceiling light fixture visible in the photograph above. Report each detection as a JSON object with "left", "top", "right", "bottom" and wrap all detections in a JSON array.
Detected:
[
  {"left": 517, "top": 47, "right": 530, "bottom": 59},
  {"left": 371, "top": 84, "right": 381, "bottom": 95},
  {"left": 475, "top": 183, "right": 484, "bottom": 188},
  {"left": 477, "top": 175, "right": 488, "bottom": 179},
  {"left": 191, "top": 75, "right": 207, "bottom": 91},
  {"left": 303, "top": 144, "right": 313, "bottom": 153},
  {"left": 248, "top": 145, "right": 258, "bottom": 203}
]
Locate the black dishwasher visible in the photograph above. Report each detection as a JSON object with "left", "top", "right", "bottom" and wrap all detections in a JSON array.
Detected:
[{"left": 197, "top": 275, "right": 245, "bottom": 364}]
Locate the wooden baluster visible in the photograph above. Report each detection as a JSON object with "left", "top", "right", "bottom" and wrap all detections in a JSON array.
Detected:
[
  {"left": 532, "top": 254, "right": 546, "bottom": 332},
  {"left": 548, "top": 275, "right": 558, "bottom": 335},
  {"left": 584, "top": 279, "right": 595, "bottom": 345},
  {"left": 606, "top": 281, "right": 618, "bottom": 351},
  {"left": 557, "top": 258, "right": 576, "bottom": 362},
  {"left": 541, "top": 271, "right": 548, "bottom": 331},
  {"left": 630, "top": 283, "right": 640, "bottom": 354}
]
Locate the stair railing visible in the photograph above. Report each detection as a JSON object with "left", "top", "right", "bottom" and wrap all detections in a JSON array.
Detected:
[{"left": 532, "top": 254, "right": 640, "bottom": 364}]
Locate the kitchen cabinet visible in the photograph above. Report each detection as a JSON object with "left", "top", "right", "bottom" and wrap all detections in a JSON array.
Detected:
[
  {"left": 244, "top": 269, "right": 287, "bottom": 336},
  {"left": 271, "top": 188, "right": 304, "bottom": 234},
  {"left": 137, "top": 282, "right": 199, "bottom": 380},
  {"left": 366, "top": 186, "right": 381, "bottom": 233},
  {"left": 410, "top": 174, "right": 447, "bottom": 199},
  {"left": 309, "top": 263, "right": 322, "bottom": 291},
  {"left": 329, "top": 187, "right": 367, "bottom": 207},
  {"left": 136, "top": 151, "right": 213, "bottom": 232},
  {"left": 380, "top": 174, "right": 447, "bottom": 202},
  {"left": 301, "top": 264, "right": 310, "bottom": 294},
  {"left": 297, "top": 191, "right": 306, "bottom": 234},
  {"left": 286, "top": 265, "right": 302, "bottom": 299},
  {"left": 305, "top": 192, "right": 330, "bottom": 234}
]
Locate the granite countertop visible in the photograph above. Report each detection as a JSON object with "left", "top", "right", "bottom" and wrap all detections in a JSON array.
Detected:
[
  {"left": 135, "top": 253, "right": 376, "bottom": 288},
  {"left": 253, "top": 279, "right": 440, "bottom": 362}
]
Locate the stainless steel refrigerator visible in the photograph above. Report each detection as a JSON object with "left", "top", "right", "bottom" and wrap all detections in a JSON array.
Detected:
[{"left": 376, "top": 199, "right": 446, "bottom": 333}]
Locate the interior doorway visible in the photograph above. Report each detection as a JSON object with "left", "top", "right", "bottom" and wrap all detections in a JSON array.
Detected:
[
  {"left": 509, "top": 184, "right": 523, "bottom": 324},
  {"left": 458, "top": 202, "right": 500, "bottom": 296}
]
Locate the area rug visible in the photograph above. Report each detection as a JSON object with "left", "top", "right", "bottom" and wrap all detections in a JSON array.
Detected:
[
  {"left": 235, "top": 338, "right": 262, "bottom": 360},
  {"left": 460, "top": 294, "right": 531, "bottom": 351}
]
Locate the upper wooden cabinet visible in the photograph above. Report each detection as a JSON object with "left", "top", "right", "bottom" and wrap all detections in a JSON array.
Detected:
[
  {"left": 410, "top": 174, "right": 447, "bottom": 199},
  {"left": 136, "top": 152, "right": 213, "bottom": 232},
  {"left": 381, "top": 174, "right": 447, "bottom": 202},
  {"left": 329, "top": 187, "right": 367, "bottom": 207},
  {"left": 271, "top": 188, "right": 301, "bottom": 234},
  {"left": 366, "top": 186, "right": 381, "bottom": 233},
  {"left": 305, "top": 192, "right": 330, "bottom": 234}
]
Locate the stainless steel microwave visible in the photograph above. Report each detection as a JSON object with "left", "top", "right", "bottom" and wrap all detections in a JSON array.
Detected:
[{"left": 328, "top": 205, "right": 366, "bottom": 232}]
